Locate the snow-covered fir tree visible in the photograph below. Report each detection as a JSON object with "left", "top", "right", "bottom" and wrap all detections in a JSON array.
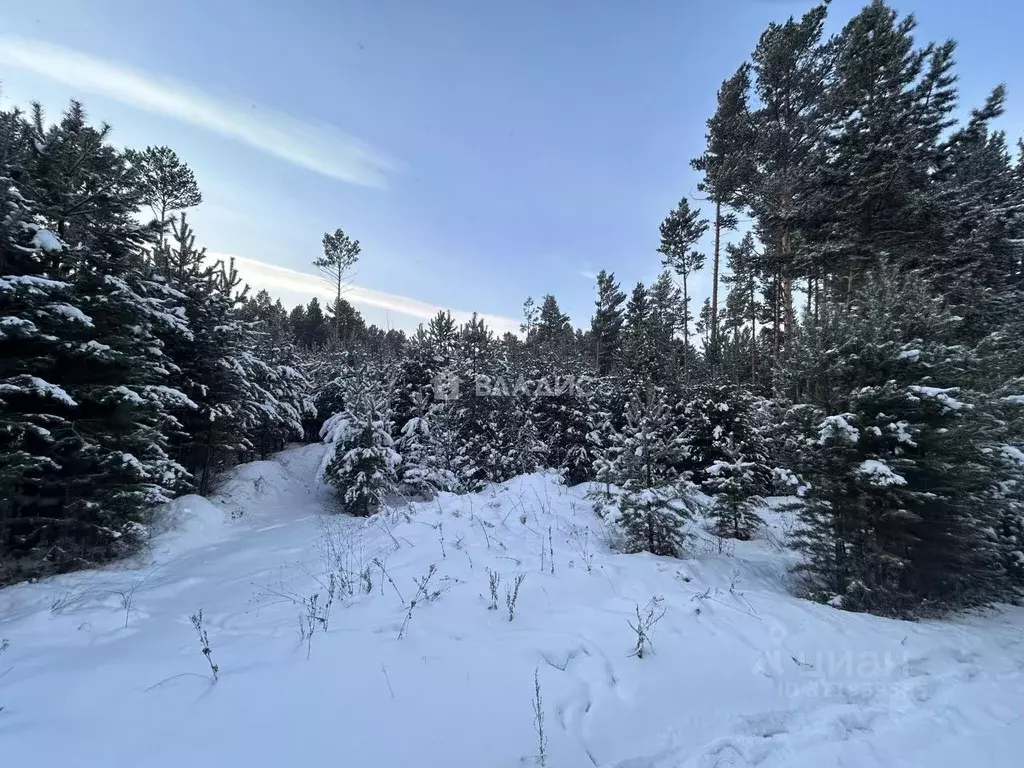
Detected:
[
  {"left": 321, "top": 365, "right": 400, "bottom": 516},
  {"left": 1, "top": 103, "right": 193, "bottom": 575},
  {"left": 678, "top": 383, "right": 768, "bottom": 487},
  {"left": 702, "top": 435, "right": 768, "bottom": 541},
  {"left": 397, "top": 391, "right": 456, "bottom": 498},
  {"left": 789, "top": 268, "right": 1022, "bottom": 616},
  {"left": 607, "top": 388, "right": 695, "bottom": 556}
]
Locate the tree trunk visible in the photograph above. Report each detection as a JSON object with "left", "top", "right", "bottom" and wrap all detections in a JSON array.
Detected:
[
  {"left": 682, "top": 276, "right": 690, "bottom": 385},
  {"left": 772, "top": 269, "right": 781, "bottom": 365},
  {"left": 711, "top": 201, "right": 721, "bottom": 350},
  {"left": 783, "top": 275, "right": 795, "bottom": 345},
  {"left": 750, "top": 281, "right": 757, "bottom": 385},
  {"left": 335, "top": 267, "right": 343, "bottom": 339},
  {"left": 158, "top": 202, "right": 167, "bottom": 255},
  {"left": 200, "top": 429, "right": 214, "bottom": 496}
]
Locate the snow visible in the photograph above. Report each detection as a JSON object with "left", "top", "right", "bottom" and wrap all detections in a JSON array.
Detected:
[
  {"left": 1, "top": 443, "right": 1022, "bottom": 768},
  {"left": 0, "top": 316, "right": 38, "bottom": 335},
  {"left": 145, "top": 385, "right": 199, "bottom": 410},
  {"left": 772, "top": 467, "right": 808, "bottom": 496},
  {"left": 52, "top": 303, "right": 94, "bottom": 326},
  {"left": 31, "top": 228, "right": 63, "bottom": 252},
  {"left": 1001, "top": 445, "right": 1024, "bottom": 466},
  {"left": 908, "top": 385, "right": 970, "bottom": 412},
  {"left": 121, "top": 452, "right": 146, "bottom": 473},
  {"left": 706, "top": 459, "right": 729, "bottom": 476},
  {"left": 890, "top": 420, "right": 917, "bottom": 446},
  {"left": 0, "top": 375, "right": 77, "bottom": 406},
  {"left": 857, "top": 459, "right": 908, "bottom": 487},
  {"left": 0, "top": 274, "right": 69, "bottom": 294},
  {"left": 112, "top": 385, "right": 145, "bottom": 405},
  {"left": 818, "top": 414, "right": 859, "bottom": 445},
  {"left": 897, "top": 349, "right": 921, "bottom": 361}
]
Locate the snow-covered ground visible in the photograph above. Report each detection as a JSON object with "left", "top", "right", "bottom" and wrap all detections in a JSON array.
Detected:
[{"left": 1, "top": 444, "right": 1022, "bottom": 767}]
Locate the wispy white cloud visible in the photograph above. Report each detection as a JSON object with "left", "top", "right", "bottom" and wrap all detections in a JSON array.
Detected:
[
  {"left": 0, "top": 37, "right": 395, "bottom": 188},
  {"left": 211, "top": 252, "right": 521, "bottom": 336},
  {"left": 579, "top": 270, "right": 598, "bottom": 281}
]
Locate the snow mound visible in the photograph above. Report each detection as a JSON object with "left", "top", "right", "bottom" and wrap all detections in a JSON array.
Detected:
[
  {"left": 212, "top": 459, "right": 293, "bottom": 515},
  {"left": 1, "top": 444, "right": 1022, "bottom": 768},
  {"left": 150, "top": 493, "right": 231, "bottom": 561}
]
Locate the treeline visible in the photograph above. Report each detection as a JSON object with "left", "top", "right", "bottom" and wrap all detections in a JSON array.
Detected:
[
  {"left": 313, "top": 0, "right": 1024, "bottom": 618},
  {"left": 235, "top": 291, "right": 406, "bottom": 359},
  {"left": 0, "top": 103, "right": 313, "bottom": 582}
]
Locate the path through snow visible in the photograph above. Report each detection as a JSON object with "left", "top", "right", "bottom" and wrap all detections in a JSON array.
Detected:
[{"left": 1, "top": 444, "right": 1022, "bottom": 767}]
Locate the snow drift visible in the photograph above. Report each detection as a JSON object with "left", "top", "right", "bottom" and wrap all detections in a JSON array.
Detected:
[{"left": 0, "top": 444, "right": 1021, "bottom": 768}]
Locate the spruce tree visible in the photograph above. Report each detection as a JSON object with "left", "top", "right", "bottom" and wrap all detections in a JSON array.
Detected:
[
  {"left": 621, "top": 282, "right": 658, "bottom": 386},
  {"left": 609, "top": 388, "right": 694, "bottom": 556},
  {"left": 591, "top": 271, "right": 626, "bottom": 376},
  {"left": 647, "top": 271, "right": 683, "bottom": 388},
  {"left": 321, "top": 364, "right": 399, "bottom": 516},
  {"left": 397, "top": 392, "right": 456, "bottom": 498},
  {"left": 703, "top": 435, "right": 769, "bottom": 541}
]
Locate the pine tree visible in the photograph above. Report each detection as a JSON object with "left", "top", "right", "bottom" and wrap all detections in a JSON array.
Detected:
[
  {"left": 678, "top": 383, "right": 767, "bottom": 487},
  {"left": 746, "top": 3, "right": 832, "bottom": 356},
  {"left": 932, "top": 85, "right": 1023, "bottom": 344},
  {"left": 532, "top": 376, "right": 594, "bottom": 485},
  {"left": 14, "top": 104, "right": 196, "bottom": 569},
  {"left": 301, "top": 297, "right": 329, "bottom": 348},
  {"left": 326, "top": 296, "right": 366, "bottom": 348},
  {"left": 125, "top": 145, "right": 202, "bottom": 249},
  {"left": 1, "top": 139, "right": 91, "bottom": 572},
  {"left": 820, "top": 2, "right": 956, "bottom": 300},
  {"left": 324, "top": 409, "right": 400, "bottom": 516},
  {"left": 657, "top": 199, "right": 707, "bottom": 383},
  {"left": 790, "top": 268, "right": 1018, "bottom": 616},
  {"left": 426, "top": 310, "right": 459, "bottom": 362},
  {"left": 159, "top": 218, "right": 247, "bottom": 491},
  {"left": 531, "top": 294, "right": 573, "bottom": 368},
  {"left": 721, "top": 233, "right": 761, "bottom": 386},
  {"left": 315, "top": 229, "right": 360, "bottom": 339},
  {"left": 587, "top": 381, "right": 624, "bottom": 498},
  {"left": 691, "top": 63, "right": 753, "bottom": 357}
]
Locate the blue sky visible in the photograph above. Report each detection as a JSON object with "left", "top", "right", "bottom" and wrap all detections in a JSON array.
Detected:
[{"left": 1, "top": 0, "right": 1021, "bottom": 333}]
